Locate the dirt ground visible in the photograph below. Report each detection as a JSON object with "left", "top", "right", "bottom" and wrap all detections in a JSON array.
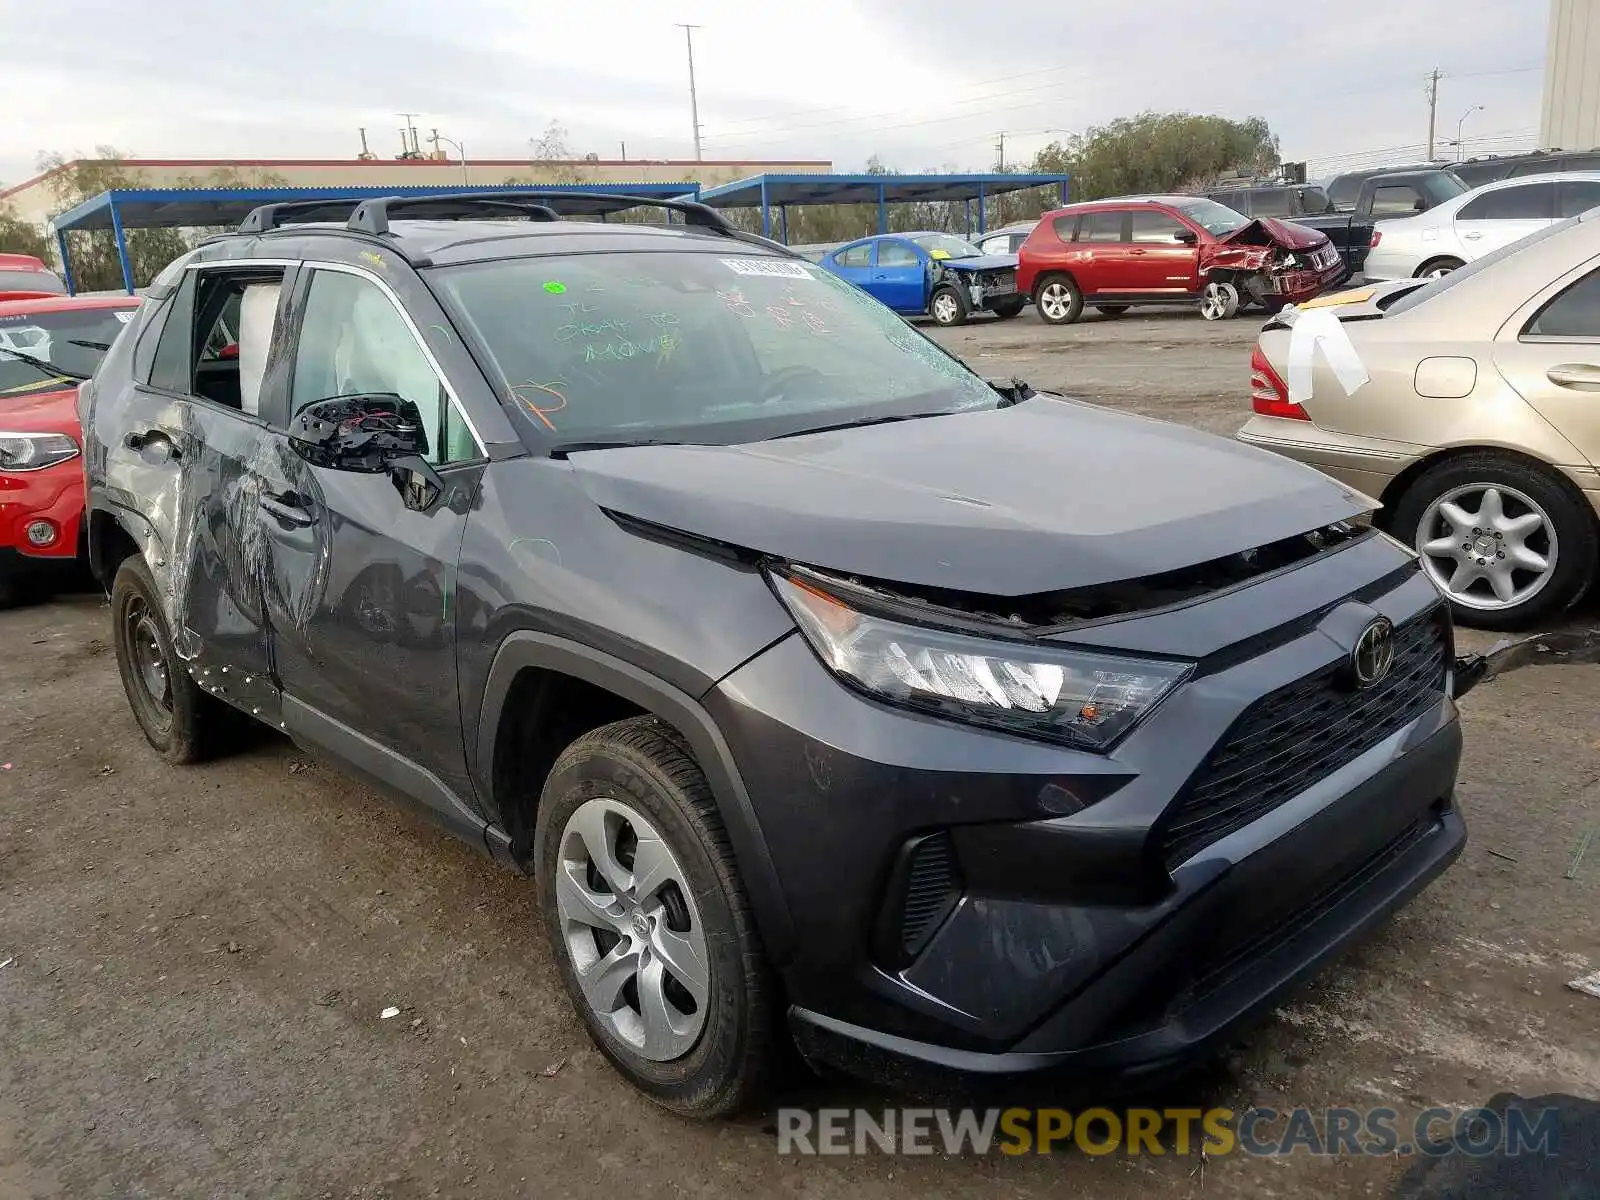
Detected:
[{"left": 2, "top": 310, "right": 1597, "bottom": 1199}]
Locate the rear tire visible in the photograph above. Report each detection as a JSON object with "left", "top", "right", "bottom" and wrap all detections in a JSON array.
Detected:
[
  {"left": 534, "top": 716, "right": 774, "bottom": 1119},
  {"left": 1387, "top": 453, "right": 1597, "bottom": 630},
  {"left": 1415, "top": 257, "right": 1464, "bottom": 280},
  {"left": 1034, "top": 275, "right": 1083, "bottom": 325},
  {"left": 1094, "top": 305, "right": 1129, "bottom": 318},
  {"left": 929, "top": 285, "right": 969, "bottom": 327},
  {"left": 110, "top": 556, "right": 237, "bottom": 763}
]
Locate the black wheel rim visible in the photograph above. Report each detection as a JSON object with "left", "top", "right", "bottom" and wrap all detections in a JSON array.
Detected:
[{"left": 124, "top": 594, "right": 173, "bottom": 717}]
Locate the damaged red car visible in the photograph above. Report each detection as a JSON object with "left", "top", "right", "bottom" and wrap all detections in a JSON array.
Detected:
[{"left": 1017, "top": 196, "right": 1344, "bottom": 324}]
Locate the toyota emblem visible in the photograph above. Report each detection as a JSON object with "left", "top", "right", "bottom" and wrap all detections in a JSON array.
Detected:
[{"left": 1351, "top": 617, "right": 1396, "bottom": 689}]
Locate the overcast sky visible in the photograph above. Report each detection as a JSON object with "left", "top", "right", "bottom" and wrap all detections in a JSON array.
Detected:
[{"left": 2, "top": 0, "right": 1548, "bottom": 187}]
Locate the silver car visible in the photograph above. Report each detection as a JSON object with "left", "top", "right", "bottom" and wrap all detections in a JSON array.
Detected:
[{"left": 1364, "top": 172, "right": 1600, "bottom": 280}]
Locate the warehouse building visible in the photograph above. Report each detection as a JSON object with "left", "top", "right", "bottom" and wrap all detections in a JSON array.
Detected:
[{"left": 1541, "top": 0, "right": 1600, "bottom": 149}]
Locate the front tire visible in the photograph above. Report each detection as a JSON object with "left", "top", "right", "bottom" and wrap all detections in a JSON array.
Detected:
[
  {"left": 1388, "top": 453, "right": 1597, "bottom": 630},
  {"left": 110, "top": 556, "right": 237, "bottom": 763},
  {"left": 990, "top": 298, "right": 1026, "bottom": 319},
  {"left": 929, "top": 285, "right": 968, "bottom": 327},
  {"left": 1199, "top": 280, "right": 1240, "bottom": 321},
  {"left": 534, "top": 717, "right": 773, "bottom": 1118},
  {"left": 1034, "top": 275, "right": 1083, "bottom": 325}
]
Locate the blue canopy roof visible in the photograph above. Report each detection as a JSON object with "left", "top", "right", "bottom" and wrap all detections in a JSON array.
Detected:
[
  {"left": 695, "top": 172, "right": 1070, "bottom": 241},
  {"left": 50, "top": 184, "right": 701, "bottom": 293}
]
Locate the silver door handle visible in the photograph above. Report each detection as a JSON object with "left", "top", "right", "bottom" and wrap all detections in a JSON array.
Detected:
[
  {"left": 1547, "top": 363, "right": 1600, "bottom": 391},
  {"left": 1462, "top": 232, "right": 1483, "bottom": 240}
]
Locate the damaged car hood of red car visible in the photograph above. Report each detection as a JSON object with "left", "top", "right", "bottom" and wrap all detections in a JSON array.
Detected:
[{"left": 1203, "top": 217, "right": 1328, "bottom": 270}]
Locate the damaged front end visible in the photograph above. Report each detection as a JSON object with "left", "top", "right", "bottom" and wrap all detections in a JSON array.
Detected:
[{"left": 1203, "top": 217, "right": 1344, "bottom": 307}]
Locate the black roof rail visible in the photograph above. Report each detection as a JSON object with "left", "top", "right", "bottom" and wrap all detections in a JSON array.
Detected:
[
  {"left": 344, "top": 190, "right": 735, "bottom": 237},
  {"left": 238, "top": 198, "right": 373, "bottom": 233}
]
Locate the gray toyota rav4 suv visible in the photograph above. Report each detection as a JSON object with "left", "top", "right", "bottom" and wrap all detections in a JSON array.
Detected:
[{"left": 81, "top": 192, "right": 1471, "bottom": 1117}]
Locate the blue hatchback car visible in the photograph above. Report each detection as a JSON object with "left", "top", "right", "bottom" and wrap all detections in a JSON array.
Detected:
[{"left": 818, "top": 232, "right": 1025, "bottom": 326}]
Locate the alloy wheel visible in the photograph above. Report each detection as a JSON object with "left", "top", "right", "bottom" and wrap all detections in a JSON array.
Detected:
[
  {"left": 1415, "top": 483, "right": 1558, "bottom": 612},
  {"left": 1423, "top": 264, "right": 1456, "bottom": 279},
  {"left": 555, "top": 796, "right": 710, "bottom": 1062},
  {"left": 1200, "top": 281, "right": 1238, "bottom": 321},
  {"left": 1040, "top": 283, "right": 1075, "bottom": 321}
]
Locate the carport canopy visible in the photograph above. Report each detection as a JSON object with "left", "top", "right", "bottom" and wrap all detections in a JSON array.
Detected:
[
  {"left": 48, "top": 183, "right": 702, "bottom": 294},
  {"left": 695, "top": 172, "right": 1072, "bottom": 242}
]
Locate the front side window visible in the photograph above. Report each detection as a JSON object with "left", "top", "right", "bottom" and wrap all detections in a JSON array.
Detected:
[
  {"left": 1130, "top": 211, "right": 1188, "bottom": 243},
  {"left": 1458, "top": 183, "right": 1556, "bottom": 221},
  {"left": 1167, "top": 198, "right": 1248, "bottom": 236},
  {"left": 877, "top": 241, "right": 921, "bottom": 267},
  {"left": 291, "top": 269, "right": 476, "bottom": 464},
  {"left": 431, "top": 251, "right": 998, "bottom": 447},
  {"left": 1528, "top": 269, "right": 1600, "bottom": 339},
  {"left": 0, "top": 305, "right": 136, "bottom": 397}
]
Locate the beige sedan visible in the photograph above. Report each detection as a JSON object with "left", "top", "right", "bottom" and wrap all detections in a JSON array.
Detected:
[{"left": 1238, "top": 206, "right": 1600, "bottom": 628}]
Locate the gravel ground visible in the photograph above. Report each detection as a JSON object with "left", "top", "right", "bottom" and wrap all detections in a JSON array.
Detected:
[{"left": 1, "top": 309, "right": 1597, "bottom": 1199}]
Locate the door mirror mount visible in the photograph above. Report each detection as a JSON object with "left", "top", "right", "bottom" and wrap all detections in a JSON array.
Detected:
[
  {"left": 1174, "top": 230, "right": 1199, "bottom": 245},
  {"left": 389, "top": 454, "right": 445, "bottom": 512},
  {"left": 289, "top": 394, "right": 430, "bottom": 473}
]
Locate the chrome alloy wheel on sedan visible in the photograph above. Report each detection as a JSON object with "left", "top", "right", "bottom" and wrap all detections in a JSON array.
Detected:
[
  {"left": 554, "top": 796, "right": 710, "bottom": 1061},
  {"left": 1415, "top": 483, "right": 1557, "bottom": 612}
]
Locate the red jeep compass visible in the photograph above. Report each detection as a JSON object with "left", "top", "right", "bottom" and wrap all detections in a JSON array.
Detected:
[
  {"left": 1016, "top": 196, "right": 1343, "bottom": 325},
  {"left": 0, "top": 294, "right": 139, "bottom": 605}
]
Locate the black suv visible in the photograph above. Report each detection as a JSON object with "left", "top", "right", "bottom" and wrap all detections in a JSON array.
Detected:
[{"left": 82, "top": 192, "right": 1472, "bottom": 1117}]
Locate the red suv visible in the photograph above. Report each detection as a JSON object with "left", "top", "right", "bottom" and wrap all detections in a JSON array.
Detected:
[
  {"left": 1016, "top": 196, "right": 1343, "bottom": 325},
  {"left": 1, "top": 294, "right": 139, "bottom": 605}
]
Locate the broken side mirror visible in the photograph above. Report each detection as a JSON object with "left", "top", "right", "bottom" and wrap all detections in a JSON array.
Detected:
[
  {"left": 1174, "top": 230, "right": 1199, "bottom": 245},
  {"left": 388, "top": 454, "right": 445, "bottom": 513},
  {"left": 289, "top": 393, "right": 430, "bottom": 473}
]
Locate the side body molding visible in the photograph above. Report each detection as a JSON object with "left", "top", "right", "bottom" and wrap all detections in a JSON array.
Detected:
[{"left": 475, "top": 631, "right": 797, "bottom": 964}]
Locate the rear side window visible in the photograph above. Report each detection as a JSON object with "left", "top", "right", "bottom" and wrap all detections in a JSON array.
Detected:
[
  {"left": 1458, "top": 183, "right": 1556, "bottom": 221},
  {"left": 148, "top": 272, "right": 198, "bottom": 393},
  {"left": 1527, "top": 269, "right": 1600, "bottom": 338},
  {"left": 834, "top": 244, "right": 871, "bottom": 268},
  {"left": 1077, "top": 211, "right": 1124, "bottom": 242},
  {"left": 1249, "top": 189, "right": 1291, "bottom": 217},
  {"left": 1370, "top": 185, "right": 1426, "bottom": 215},
  {"left": 1327, "top": 175, "right": 1363, "bottom": 210},
  {"left": 1558, "top": 179, "right": 1600, "bottom": 218},
  {"left": 1050, "top": 215, "right": 1076, "bottom": 243}
]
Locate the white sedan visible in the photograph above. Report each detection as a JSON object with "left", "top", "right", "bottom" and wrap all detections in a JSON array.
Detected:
[{"left": 1362, "top": 171, "right": 1600, "bottom": 280}]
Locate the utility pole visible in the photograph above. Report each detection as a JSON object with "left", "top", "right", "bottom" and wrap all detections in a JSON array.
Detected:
[
  {"left": 677, "top": 23, "right": 703, "bottom": 161},
  {"left": 994, "top": 131, "right": 1006, "bottom": 170},
  {"left": 620, "top": 141, "right": 627, "bottom": 161},
  {"left": 1425, "top": 68, "right": 1442, "bottom": 160}
]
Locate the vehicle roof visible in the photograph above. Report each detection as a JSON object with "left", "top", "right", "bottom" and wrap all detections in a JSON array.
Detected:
[
  {"left": 0, "top": 253, "right": 50, "bottom": 271},
  {"left": 198, "top": 217, "right": 784, "bottom": 269},
  {"left": 0, "top": 294, "right": 140, "bottom": 317},
  {"left": 1470, "top": 169, "right": 1600, "bottom": 190}
]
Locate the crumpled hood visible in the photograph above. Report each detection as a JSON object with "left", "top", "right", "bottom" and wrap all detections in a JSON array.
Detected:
[
  {"left": 939, "top": 254, "right": 1019, "bottom": 273},
  {"left": 1219, "top": 217, "right": 1328, "bottom": 251},
  {"left": 569, "top": 398, "right": 1374, "bottom": 596}
]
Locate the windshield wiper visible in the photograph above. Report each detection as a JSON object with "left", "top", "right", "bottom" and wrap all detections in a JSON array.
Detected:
[
  {"left": 0, "top": 348, "right": 89, "bottom": 381},
  {"left": 67, "top": 338, "right": 113, "bottom": 351},
  {"left": 548, "top": 437, "right": 688, "bottom": 458},
  {"left": 767, "top": 411, "right": 948, "bottom": 440},
  {"left": 992, "top": 376, "right": 1035, "bottom": 407}
]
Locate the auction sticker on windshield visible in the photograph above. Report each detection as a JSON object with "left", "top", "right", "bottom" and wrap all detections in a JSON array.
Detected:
[{"left": 721, "top": 259, "right": 813, "bottom": 279}]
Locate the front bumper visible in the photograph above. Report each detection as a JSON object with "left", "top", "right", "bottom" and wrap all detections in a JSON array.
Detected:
[
  {"left": 709, "top": 553, "right": 1464, "bottom": 1086},
  {"left": 0, "top": 459, "right": 87, "bottom": 577}
]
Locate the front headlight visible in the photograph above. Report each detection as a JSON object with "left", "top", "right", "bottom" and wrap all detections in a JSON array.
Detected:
[
  {"left": 0, "top": 432, "right": 80, "bottom": 472},
  {"left": 771, "top": 570, "right": 1191, "bottom": 750}
]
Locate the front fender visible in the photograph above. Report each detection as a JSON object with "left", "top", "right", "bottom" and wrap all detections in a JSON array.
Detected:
[{"left": 475, "top": 630, "right": 797, "bottom": 964}]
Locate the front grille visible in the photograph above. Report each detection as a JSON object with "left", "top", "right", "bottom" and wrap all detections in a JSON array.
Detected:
[
  {"left": 1159, "top": 608, "right": 1449, "bottom": 869},
  {"left": 898, "top": 833, "right": 961, "bottom": 957}
]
